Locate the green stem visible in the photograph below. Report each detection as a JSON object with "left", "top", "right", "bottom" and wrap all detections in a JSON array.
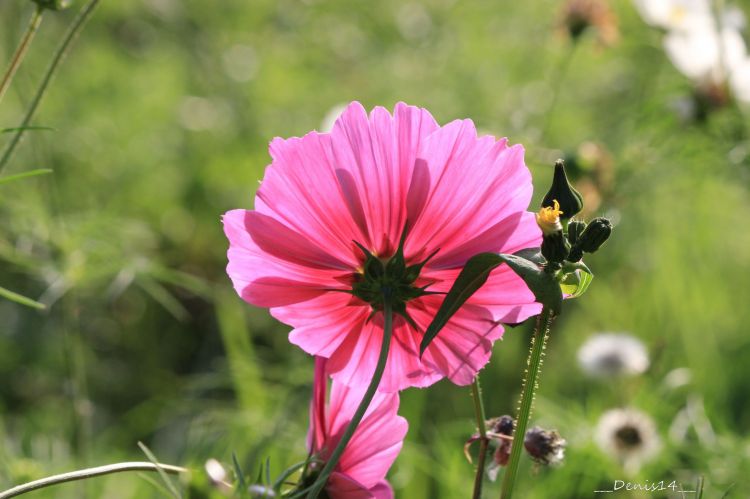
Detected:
[
  {"left": 471, "top": 376, "right": 489, "bottom": 499},
  {"left": 0, "top": 0, "right": 100, "bottom": 175},
  {"left": 305, "top": 295, "right": 394, "bottom": 499},
  {"left": 500, "top": 307, "right": 554, "bottom": 499},
  {"left": 0, "top": 462, "right": 187, "bottom": 499},
  {"left": 0, "top": 5, "right": 44, "bottom": 106},
  {"left": 539, "top": 42, "right": 577, "bottom": 144}
]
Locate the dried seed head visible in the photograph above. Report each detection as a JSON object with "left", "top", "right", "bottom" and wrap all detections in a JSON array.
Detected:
[{"left": 524, "top": 426, "right": 566, "bottom": 465}]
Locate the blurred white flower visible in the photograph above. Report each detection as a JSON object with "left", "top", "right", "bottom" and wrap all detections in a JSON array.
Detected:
[
  {"left": 730, "top": 57, "right": 750, "bottom": 103},
  {"left": 664, "top": 26, "right": 746, "bottom": 85},
  {"left": 633, "top": 0, "right": 712, "bottom": 31},
  {"left": 595, "top": 408, "right": 661, "bottom": 474},
  {"left": 577, "top": 332, "right": 649, "bottom": 377}
]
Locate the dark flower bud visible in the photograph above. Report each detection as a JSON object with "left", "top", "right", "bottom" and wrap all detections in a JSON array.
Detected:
[
  {"left": 567, "top": 220, "right": 586, "bottom": 245},
  {"left": 524, "top": 426, "right": 566, "bottom": 465},
  {"left": 569, "top": 217, "right": 611, "bottom": 262},
  {"left": 541, "top": 159, "right": 584, "bottom": 221},
  {"left": 541, "top": 230, "right": 571, "bottom": 265},
  {"left": 32, "top": 0, "right": 71, "bottom": 10}
]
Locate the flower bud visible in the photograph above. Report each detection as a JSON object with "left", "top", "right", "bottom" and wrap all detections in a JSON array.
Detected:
[
  {"left": 567, "top": 220, "right": 586, "bottom": 245},
  {"left": 569, "top": 216, "right": 611, "bottom": 262},
  {"left": 32, "top": 0, "right": 71, "bottom": 10},
  {"left": 541, "top": 230, "right": 570, "bottom": 264},
  {"left": 524, "top": 426, "right": 566, "bottom": 465},
  {"left": 541, "top": 159, "right": 584, "bottom": 221}
]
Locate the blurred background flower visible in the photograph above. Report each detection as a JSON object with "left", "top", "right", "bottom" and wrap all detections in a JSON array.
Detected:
[
  {"left": 595, "top": 408, "right": 661, "bottom": 474},
  {"left": 577, "top": 332, "right": 649, "bottom": 378}
]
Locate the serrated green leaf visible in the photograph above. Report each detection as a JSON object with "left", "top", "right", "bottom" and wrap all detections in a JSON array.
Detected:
[
  {"left": 420, "top": 250, "right": 562, "bottom": 356},
  {"left": 0, "top": 285, "right": 46, "bottom": 309}
]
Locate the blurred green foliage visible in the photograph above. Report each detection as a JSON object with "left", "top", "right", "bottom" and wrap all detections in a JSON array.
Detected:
[{"left": 1, "top": 0, "right": 750, "bottom": 497}]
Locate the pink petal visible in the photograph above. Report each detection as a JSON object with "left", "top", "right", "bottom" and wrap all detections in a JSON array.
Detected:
[
  {"left": 405, "top": 123, "right": 537, "bottom": 259},
  {"left": 326, "top": 472, "right": 375, "bottom": 499},
  {"left": 411, "top": 296, "right": 506, "bottom": 386},
  {"left": 329, "top": 102, "right": 439, "bottom": 255},
  {"left": 223, "top": 210, "right": 347, "bottom": 307},
  {"left": 325, "top": 381, "right": 407, "bottom": 489},
  {"left": 257, "top": 132, "right": 366, "bottom": 267},
  {"left": 272, "top": 293, "right": 369, "bottom": 358},
  {"left": 308, "top": 357, "right": 328, "bottom": 454},
  {"left": 370, "top": 481, "right": 395, "bottom": 499}
]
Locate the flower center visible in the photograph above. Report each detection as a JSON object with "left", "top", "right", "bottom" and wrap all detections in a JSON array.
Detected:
[
  {"left": 350, "top": 235, "right": 437, "bottom": 327},
  {"left": 614, "top": 425, "right": 642, "bottom": 449}
]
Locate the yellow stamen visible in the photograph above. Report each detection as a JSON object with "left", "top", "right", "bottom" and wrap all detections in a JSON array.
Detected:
[{"left": 536, "top": 200, "right": 564, "bottom": 235}]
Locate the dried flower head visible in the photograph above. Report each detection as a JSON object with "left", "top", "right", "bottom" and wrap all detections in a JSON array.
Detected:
[
  {"left": 524, "top": 426, "right": 566, "bottom": 465},
  {"left": 577, "top": 332, "right": 649, "bottom": 377},
  {"left": 560, "top": 0, "right": 619, "bottom": 45},
  {"left": 595, "top": 408, "right": 661, "bottom": 473},
  {"left": 489, "top": 415, "right": 515, "bottom": 467}
]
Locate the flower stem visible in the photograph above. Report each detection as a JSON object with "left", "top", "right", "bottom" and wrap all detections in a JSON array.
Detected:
[
  {"left": 0, "top": 0, "right": 101, "bottom": 175},
  {"left": 471, "top": 376, "right": 489, "bottom": 499},
  {"left": 305, "top": 293, "right": 394, "bottom": 499},
  {"left": 0, "top": 462, "right": 187, "bottom": 499},
  {"left": 500, "top": 307, "right": 554, "bottom": 499},
  {"left": 0, "top": 5, "right": 44, "bottom": 106}
]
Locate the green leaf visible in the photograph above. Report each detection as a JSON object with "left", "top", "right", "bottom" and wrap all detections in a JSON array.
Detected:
[
  {"left": 0, "top": 168, "right": 53, "bottom": 185},
  {"left": 559, "top": 261, "right": 594, "bottom": 299},
  {"left": 1, "top": 126, "right": 56, "bottom": 133},
  {"left": 500, "top": 253, "right": 563, "bottom": 314},
  {"left": 0, "top": 285, "right": 46, "bottom": 309},
  {"left": 271, "top": 459, "right": 309, "bottom": 492},
  {"left": 232, "top": 451, "right": 248, "bottom": 492},
  {"left": 138, "top": 441, "right": 182, "bottom": 499},
  {"left": 420, "top": 250, "right": 562, "bottom": 356}
]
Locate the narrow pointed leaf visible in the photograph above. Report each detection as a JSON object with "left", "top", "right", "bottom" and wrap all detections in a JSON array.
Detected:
[
  {"left": 271, "top": 459, "right": 309, "bottom": 491},
  {"left": 138, "top": 441, "right": 181, "bottom": 499},
  {"left": 232, "top": 451, "right": 249, "bottom": 495},
  {"left": 420, "top": 251, "right": 562, "bottom": 355},
  {"left": 0, "top": 168, "right": 53, "bottom": 185},
  {"left": 1, "top": 126, "right": 55, "bottom": 133},
  {"left": 0, "top": 285, "right": 46, "bottom": 309}
]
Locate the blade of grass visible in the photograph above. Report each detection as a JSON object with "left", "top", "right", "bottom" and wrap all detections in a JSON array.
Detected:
[
  {"left": 232, "top": 451, "right": 249, "bottom": 496},
  {"left": 0, "top": 285, "right": 45, "bottom": 310},
  {"left": 0, "top": 0, "right": 101, "bottom": 175},
  {"left": 0, "top": 168, "right": 53, "bottom": 185},
  {"left": 137, "top": 442, "right": 181, "bottom": 499}
]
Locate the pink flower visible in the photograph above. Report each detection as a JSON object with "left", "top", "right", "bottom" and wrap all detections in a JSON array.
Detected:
[
  {"left": 223, "top": 101, "right": 542, "bottom": 392},
  {"left": 307, "top": 357, "right": 407, "bottom": 499}
]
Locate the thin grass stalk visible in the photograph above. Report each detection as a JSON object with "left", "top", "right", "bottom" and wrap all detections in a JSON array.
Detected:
[{"left": 0, "top": 0, "right": 101, "bottom": 174}]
